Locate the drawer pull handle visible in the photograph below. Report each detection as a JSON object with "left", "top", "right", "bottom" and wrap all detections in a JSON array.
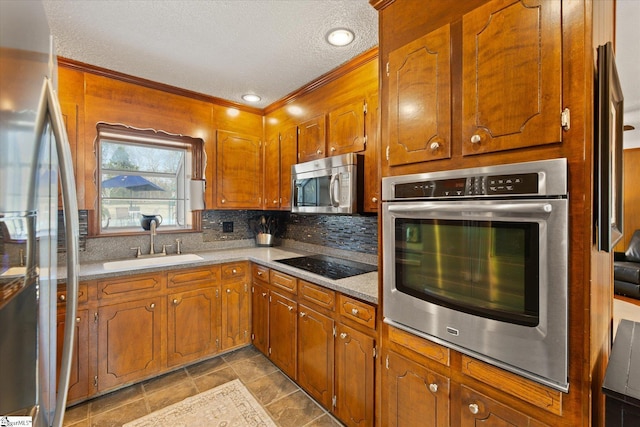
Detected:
[
  {"left": 351, "top": 308, "right": 359, "bottom": 316},
  {"left": 470, "top": 134, "right": 481, "bottom": 144},
  {"left": 173, "top": 299, "right": 178, "bottom": 305},
  {"left": 150, "top": 303, "right": 155, "bottom": 309},
  {"left": 468, "top": 403, "right": 479, "bottom": 414},
  {"left": 429, "top": 383, "right": 438, "bottom": 393},
  {"left": 340, "top": 332, "right": 348, "bottom": 339},
  {"left": 59, "top": 294, "right": 66, "bottom": 302}
]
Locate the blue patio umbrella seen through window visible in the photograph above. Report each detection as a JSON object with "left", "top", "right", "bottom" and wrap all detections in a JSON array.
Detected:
[{"left": 101, "top": 175, "right": 165, "bottom": 192}]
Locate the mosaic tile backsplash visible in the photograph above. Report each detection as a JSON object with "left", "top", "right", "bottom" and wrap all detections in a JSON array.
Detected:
[{"left": 203, "top": 210, "right": 378, "bottom": 255}]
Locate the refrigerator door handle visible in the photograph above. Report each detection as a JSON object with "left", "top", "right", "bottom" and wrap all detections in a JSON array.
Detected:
[{"left": 33, "top": 77, "right": 80, "bottom": 427}]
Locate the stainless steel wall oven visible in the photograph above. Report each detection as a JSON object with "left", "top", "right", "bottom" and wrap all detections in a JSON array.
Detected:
[{"left": 382, "top": 158, "right": 569, "bottom": 391}]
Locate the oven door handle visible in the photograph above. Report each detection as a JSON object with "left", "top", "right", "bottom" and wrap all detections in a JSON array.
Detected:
[{"left": 387, "top": 202, "right": 553, "bottom": 214}]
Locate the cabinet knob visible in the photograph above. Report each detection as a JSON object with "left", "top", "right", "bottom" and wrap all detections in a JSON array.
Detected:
[
  {"left": 232, "top": 269, "right": 237, "bottom": 274},
  {"left": 273, "top": 199, "right": 278, "bottom": 204},
  {"left": 371, "top": 197, "right": 378, "bottom": 203},
  {"left": 470, "top": 134, "right": 481, "bottom": 144},
  {"left": 351, "top": 308, "right": 359, "bottom": 316},
  {"left": 226, "top": 288, "right": 231, "bottom": 293},
  {"left": 150, "top": 303, "right": 155, "bottom": 309},
  {"left": 429, "top": 383, "right": 438, "bottom": 393},
  {"left": 221, "top": 199, "right": 226, "bottom": 204},
  {"left": 430, "top": 141, "right": 440, "bottom": 151},
  {"left": 173, "top": 299, "right": 178, "bottom": 305},
  {"left": 59, "top": 294, "right": 66, "bottom": 302},
  {"left": 287, "top": 305, "right": 294, "bottom": 311},
  {"left": 76, "top": 317, "right": 81, "bottom": 323},
  {"left": 330, "top": 147, "right": 336, "bottom": 152},
  {"left": 468, "top": 403, "right": 479, "bottom": 414},
  {"left": 340, "top": 332, "right": 348, "bottom": 339},
  {"left": 262, "top": 292, "right": 267, "bottom": 297},
  {"left": 257, "top": 271, "right": 263, "bottom": 276},
  {"left": 316, "top": 149, "right": 322, "bottom": 155},
  {"left": 300, "top": 312, "right": 306, "bottom": 318}
]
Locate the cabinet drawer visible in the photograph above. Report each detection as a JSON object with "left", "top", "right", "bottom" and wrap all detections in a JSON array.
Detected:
[
  {"left": 57, "top": 282, "right": 88, "bottom": 306},
  {"left": 270, "top": 270, "right": 297, "bottom": 294},
  {"left": 299, "top": 280, "right": 335, "bottom": 311},
  {"left": 252, "top": 264, "right": 270, "bottom": 284},
  {"left": 167, "top": 267, "right": 220, "bottom": 288},
  {"left": 221, "top": 262, "right": 248, "bottom": 281},
  {"left": 97, "top": 273, "right": 164, "bottom": 302},
  {"left": 338, "top": 295, "right": 375, "bottom": 330}
]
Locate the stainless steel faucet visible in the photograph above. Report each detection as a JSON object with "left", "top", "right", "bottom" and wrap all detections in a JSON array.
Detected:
[{"left": 149, "top": 219, "right": 158, "bottom": 255}]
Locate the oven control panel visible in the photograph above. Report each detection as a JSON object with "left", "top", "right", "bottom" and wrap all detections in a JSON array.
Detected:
[{"left": 394, "top": 172, "right": 539, "bottom": 199}]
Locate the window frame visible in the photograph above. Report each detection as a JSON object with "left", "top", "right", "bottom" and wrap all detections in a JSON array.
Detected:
[{"left": 93, "top": 123, "right": 204, "bottom": 236}]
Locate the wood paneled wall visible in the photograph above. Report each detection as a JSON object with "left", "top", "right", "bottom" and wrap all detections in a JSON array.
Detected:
[{"left": 614, "top": 147, "right": 640, "bottom": 251}]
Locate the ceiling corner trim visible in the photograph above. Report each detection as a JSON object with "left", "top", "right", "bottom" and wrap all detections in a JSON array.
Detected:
[{"left": 264, "top": 46, "right": 379, "bottom": 114}]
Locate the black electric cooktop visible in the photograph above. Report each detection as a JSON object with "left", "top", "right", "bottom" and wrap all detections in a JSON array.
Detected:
[{"left": 275, "top": 254, "right": 377, "bottom": 280}]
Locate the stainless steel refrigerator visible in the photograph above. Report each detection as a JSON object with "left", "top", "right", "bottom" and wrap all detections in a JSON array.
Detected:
[{"left": 0, "top": 1, "right": 80, "bottom": 426}]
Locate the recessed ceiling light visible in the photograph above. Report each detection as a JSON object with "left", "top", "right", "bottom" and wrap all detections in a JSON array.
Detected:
[
  {"left": 242, "top": 94, "right": 261, "bottom": 103},
  {"left": 326, "top": 28, "right": 355, "bottom": 47}
]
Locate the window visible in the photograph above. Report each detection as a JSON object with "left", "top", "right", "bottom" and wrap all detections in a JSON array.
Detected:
[{"left": 97, "top": 124, "right": 204, "bottom": 234}]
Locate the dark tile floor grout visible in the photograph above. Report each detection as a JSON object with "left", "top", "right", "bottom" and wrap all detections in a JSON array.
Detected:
[{"left": 63, "top": 345, "right": 343, "bottom": 427}]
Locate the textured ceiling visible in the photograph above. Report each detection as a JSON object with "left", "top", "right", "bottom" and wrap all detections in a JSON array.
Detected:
[
  {"left": 42, "top": 0, "right": 378, "bottom": 109},
  {"left": 617, "top": 0, "right": 640, "bottom": 148}
]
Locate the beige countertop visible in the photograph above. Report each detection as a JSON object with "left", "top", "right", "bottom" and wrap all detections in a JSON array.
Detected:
[{"left": 64, "top": 247, "right": 378, "bottom": 304}]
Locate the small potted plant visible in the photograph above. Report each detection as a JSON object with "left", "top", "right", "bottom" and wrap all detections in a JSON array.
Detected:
[{"left": 249, "top": 215, "right": 277, "bottom": 247}]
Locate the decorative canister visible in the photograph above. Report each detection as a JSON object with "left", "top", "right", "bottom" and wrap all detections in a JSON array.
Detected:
[{"left": 256, "top": 233, "right": 274, "bottom": 247}]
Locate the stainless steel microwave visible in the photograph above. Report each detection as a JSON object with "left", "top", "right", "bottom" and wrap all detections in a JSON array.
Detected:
[{"left": 291, "top": 153, "right": 363, "bottom": 214}]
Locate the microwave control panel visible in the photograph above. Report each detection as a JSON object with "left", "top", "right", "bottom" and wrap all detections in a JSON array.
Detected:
[{"left": 394, "top": 172, "right": 539, "bottom": 199}]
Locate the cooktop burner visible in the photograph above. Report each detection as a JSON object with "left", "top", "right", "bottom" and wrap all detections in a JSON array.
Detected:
[{"left": 275, "top": 254, "right": 377, "bottom": 280}]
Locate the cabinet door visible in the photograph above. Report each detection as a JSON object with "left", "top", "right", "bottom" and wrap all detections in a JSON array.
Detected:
[
  {"left": 269, "top": 291, "right": 297, "bottom": 380},
  {"left": 279, "top": 125, "right": 297, "bottom": 209},
  {"left": 328, "top": 99, "right": 366, "bottom": 155},
  {"left": 221, "top": 281, "right": 250, "bottom": 350},
  {"left": 251, "top": 282, "right": 269, "bottom": 355},
  {"left": 298, "top": 115, "right": 326, "bottom": 163},
  {"left": 97, "top": 297, "right": 164, "bottom": 391},
  {"left": 216, "top": 130, "right": 262, "bottom": 208},
  {"left": 56, "top": 308, "right": 89, "bottom": 403},
  {"left": 167, "top": 287, "right": 218, "bottom": 367},
  {"left": 387, "top": 24, "right": 451, "bottom": 166},
  {"left": 461, "top": 0, "right": 562, "bottom": 155},
  {"left": 334, "top": 323, "right": 374, "bottom": 427},
  {"left": 363, "top": 91, "right": 380, "bottom": 212},
  {"left": 384, "top": 350, "right": 450, "bottom": 427},
  {"left": 460, "top": 385, "right": 549, "bottom": 427},
  {"left": 264, "top": 131, "right": 281, "bottom": 209},
  {"left": 298, "top": 304, "right": 334, "bottom": 409}
]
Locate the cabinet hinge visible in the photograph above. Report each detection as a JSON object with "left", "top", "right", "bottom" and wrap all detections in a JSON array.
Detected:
[
  {"left": 561, "top": 108, "right": 570, "bottom": 131},
  {"left": 216, "top": 338, "right": 220, "bottom": 350},
  {"left": 363, "top": 135, "right": 368, "bottom": 149},
  {"left": 373, "top": 346, "right": 377, "bottom": 359},
  {"left": 216, "top": 289, "right": 219, "bottom": 298},
  {"left": 279, "top": 134, "right": 282, "bottom": 143},
  {"left": 363, "top": 101, "right": 368, "bottom": 114},
  {"left": 244, "top": 330, "right": 248, "bottom": 338},
  {"left": 332, "top": 395, "right": 337, "bottom": 409},
  {"left": 385, "top": 355, "right": 389, "bottom": 370},
  {"left": 269, "top": 295, "right": 272, "bottom": 303},
  {"left": 244, "top": 283, "right": 248, "bottom": 292},
  {"left": 252, "top": 286, "right": 255, "bottom": 293},
  {"left": 333, "top": 326, "right": 337, "bottom": 338},
  {"left": 94, "top": 312, "right": 98, "bottom": 323},
  {"left": 297, "top": 128, "right": 301, "bottom": 135},
  {"left": 251, "top": 333, "right": 255, "bottom": 341},
  {"left": 268, "top": 347, "right": 272, "bottom": 355},
  {"left": 386, "top": 146, "right": 390, "bottom": 161},
  {"left": 94, "top": 375, "right": 98, "bottom": 388},
  {"left": 386, "top": 62, "right": 390, "bottom": 77}
]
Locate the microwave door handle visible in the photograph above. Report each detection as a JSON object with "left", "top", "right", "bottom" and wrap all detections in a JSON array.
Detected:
[
  {"left": 387, "top": 202, "right": 553, "bottom": 214},
  {"left": 329, "top": 173, "right": 339, "bottom": 207}
]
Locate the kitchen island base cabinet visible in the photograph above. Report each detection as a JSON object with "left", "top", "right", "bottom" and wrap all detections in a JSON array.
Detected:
[
  {"left": 97, "top": 297, "right": 165, "bottom": 391},
  {"left": 383, "top": 350, "right": 450, "bottom": 427},
  {"left": 334, "top": 323, "right": 375, "bottom": 427}
]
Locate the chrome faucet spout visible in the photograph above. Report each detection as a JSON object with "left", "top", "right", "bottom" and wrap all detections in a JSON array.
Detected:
[{"left": 149, "top": 220, "right": 157, "bottom": 255}]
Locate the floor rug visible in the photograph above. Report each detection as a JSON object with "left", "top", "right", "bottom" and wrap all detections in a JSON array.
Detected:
[{"left": 123, "top": 379, "right": 276, "bottom": 427}]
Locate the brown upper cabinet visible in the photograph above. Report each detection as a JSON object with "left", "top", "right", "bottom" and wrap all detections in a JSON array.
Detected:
[
  {"left": 263, "top": 125, "right": 297, "bottom": 210},
  {"left": 461, "top": 0, "right": 562, "bottom": 155},
  {"left": 387, "top": 24, "right": 452, "bottom": 166},
  {"left": 216, "top": 130, "right": 263, "bottom": 209},
  {"left": 327, "top": 99, "right": 368, "bottom": 156},
  {"left": 297, "top": 115, "right": 326, "bottom": 163},
  {"left": 385, "top": 0, "right": 563, "bottom": 169}
]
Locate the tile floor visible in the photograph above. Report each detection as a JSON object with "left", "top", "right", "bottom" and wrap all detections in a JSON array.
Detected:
[{"left": 62, "top": 346, "right": 343, "bottom": 427}]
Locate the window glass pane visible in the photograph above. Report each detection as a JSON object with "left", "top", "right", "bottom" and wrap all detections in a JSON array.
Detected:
[{"left": 99, "top": 138, "right": 193, "bottom": 233}]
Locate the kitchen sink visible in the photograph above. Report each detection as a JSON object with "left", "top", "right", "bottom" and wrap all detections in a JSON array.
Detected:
[{"left": 102, "top": 253, "right": 204, "bottom": 271}]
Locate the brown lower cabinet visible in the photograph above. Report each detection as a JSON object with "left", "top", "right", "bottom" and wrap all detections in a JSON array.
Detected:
[
  {"left": 56, "top": 262, "right": 250, "bottom": 404},
  {"left": 251, "top": 263, "right": 376, "bottom": 427}
]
